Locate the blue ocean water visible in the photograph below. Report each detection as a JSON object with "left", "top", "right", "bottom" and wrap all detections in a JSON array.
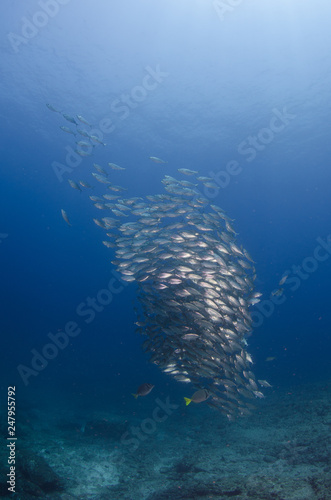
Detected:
[{"left": 1, "top": 1, "right": 331, "bottom": 498}]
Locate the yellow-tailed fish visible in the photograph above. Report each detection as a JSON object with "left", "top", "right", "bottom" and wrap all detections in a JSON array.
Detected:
[{"left": 184, "top": 389, "right": 210, "bottom": 406}]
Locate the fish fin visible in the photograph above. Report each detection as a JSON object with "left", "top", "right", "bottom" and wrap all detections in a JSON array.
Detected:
[
  {"left": 132, "top": 393, "right": 138, "bottom": 399},
  {"left": 184, "top": 397, "right": 192, "bottom": 406}
]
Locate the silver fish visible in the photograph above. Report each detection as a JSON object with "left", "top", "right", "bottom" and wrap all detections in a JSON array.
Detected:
[
  {"left": 62, "top": 113, "right": 78, "bottom": 125},
  {"left": 178, "top": 168, "right": 198, "bottom": 175},
  {"left": 60, "top": 126, "right": 76, "bottom": 136},
  {"left": 150, "top": 156, "right": 167, "bottom": 164},
  {"left": 46, "top": 103, "right": 60, "bottom": 113},
  {"left": 77, "top": 129, "right": 91, "bottom": 138},
  {"left": 79, "top": 180, "right": 93, "bottom": 188},
  {"left": 77, "top": 115, "right": 92, "bottom": 127},
  {"left": 94, "top": 164, "right": 108, "bottom": 175},
  {"left": 90, "top": 135, "right": 106, "bottom": 146},
  {"left": 89, "top": 196, "right": 103, "bottom": 202},
  {"left": 92, "top": 173, "right": 110, "bottom": 185},
  {"left": 61, "top": 209, "right": 71, "bottom": 226},
  {"left": 68, "top": 179, "right": 81, "bottom": 192},
  {"left": 258, "top": 380, "right": 272, "bottom": 388},
  {"left": 279, "top": 274, "right": 289, "bottom": 286},
  {"left": 75, "top": 149, "right": 92, "bottom": 157},
  {"left": 108, "top": 162, "right": 126, "bottom": 170},
  {"left": 76, "top": 140, "right": 91, "bottom": 148}
]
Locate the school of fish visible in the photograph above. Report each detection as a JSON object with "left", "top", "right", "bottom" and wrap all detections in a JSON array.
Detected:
[
  {"left": 49, "top": 104, "right": 268, "bottom": 419},
  {"left": 91, "top": 169, "right": 267, "bottom": 418}
]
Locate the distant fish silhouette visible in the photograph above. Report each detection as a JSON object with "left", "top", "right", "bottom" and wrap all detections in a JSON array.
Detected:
[
  {"left": 132, "top": 383, "right": 154, "bottom": 399},
  {"left": 46, "top": 103, "right": 60, "bottom": 113},
  {"left": 271, "top": 288, "right": 284, "bottom": 297},
  {"left": 61, "top": 209, "right": 71, "bottom": 226},
  {"left": 279, "top": 274, "right": 289, "bottom": 286},
  {"left": 150, "top": 156, "right": 167, "bottom": 164}
]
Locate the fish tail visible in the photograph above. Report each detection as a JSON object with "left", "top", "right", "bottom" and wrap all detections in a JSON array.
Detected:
[
  {"left": 132, "top": 393, "right": 138, "bottom": 399},
  {"left": 184, "top": 397, "right": 192, "bottom": 406}
]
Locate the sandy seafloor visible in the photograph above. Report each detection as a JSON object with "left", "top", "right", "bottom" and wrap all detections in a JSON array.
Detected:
[{"left": 1, "top": 381, "right": 331, "bottom": 500}]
